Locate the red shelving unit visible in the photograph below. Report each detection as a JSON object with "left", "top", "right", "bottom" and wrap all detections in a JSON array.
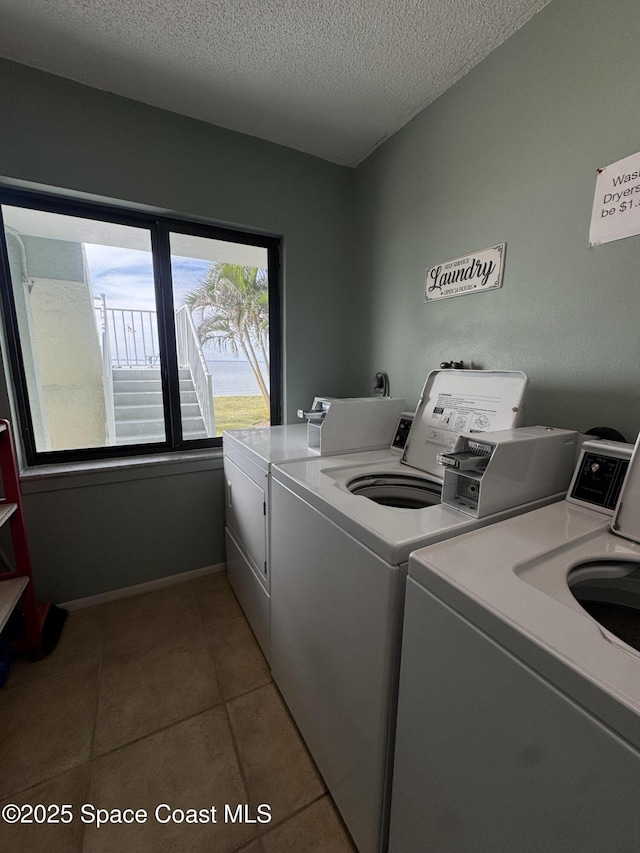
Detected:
[{"left": 0, "top": 418, "right": 46, "bottom": 659}]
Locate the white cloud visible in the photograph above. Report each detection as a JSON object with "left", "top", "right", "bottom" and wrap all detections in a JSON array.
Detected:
[{"left": 85, "top": 245, "right": 212, "bottom": 311}]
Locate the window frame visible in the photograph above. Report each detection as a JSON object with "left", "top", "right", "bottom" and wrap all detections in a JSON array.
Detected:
[{"left": 0, "top": 186, "right": 282, "bottom": 466}]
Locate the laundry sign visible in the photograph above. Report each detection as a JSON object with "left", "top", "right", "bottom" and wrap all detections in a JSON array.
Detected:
[
  {"left": 589, "top": 150, "right": 640, "bottom": 247},
  {"left": 425, "top": 244, "right": 505, "bottom": 302}
]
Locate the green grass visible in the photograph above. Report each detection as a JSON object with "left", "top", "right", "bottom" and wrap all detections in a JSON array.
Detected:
[{"left": 214, "top": 395, "right": 270, "bottom": 434}]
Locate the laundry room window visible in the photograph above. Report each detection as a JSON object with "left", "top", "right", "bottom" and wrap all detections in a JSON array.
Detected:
[{"left": 0, "top": 187, "right": 281, "bottom": 465}]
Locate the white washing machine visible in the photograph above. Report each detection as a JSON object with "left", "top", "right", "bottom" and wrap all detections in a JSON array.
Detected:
[
  {"left": 270, "top": 370, "right": 581, "bottom": 853},
  {"left": 224, "top": 397, "right": 405, "bottom": 659},
  {"left": 390, "top": 437, "right": 640, "bottom": 853}
]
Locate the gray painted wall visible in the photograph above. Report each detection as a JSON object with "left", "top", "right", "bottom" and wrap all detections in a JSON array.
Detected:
[
  {"left": 0, "top": 58, "right": 358, "bottom": 422},
  {"left": 354, "top": 0, "right": 640, "bottom": 442},
  {"left": 0, "top": 59, "right": 356, "bottom": 601},
  {"left": 20, "top": 459, "right": 226, "bottom": 603}
]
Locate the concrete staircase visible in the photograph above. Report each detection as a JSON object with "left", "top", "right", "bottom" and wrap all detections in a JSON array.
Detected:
[{"left": 112, "top": 368, "right": 209, "bottom": 444}]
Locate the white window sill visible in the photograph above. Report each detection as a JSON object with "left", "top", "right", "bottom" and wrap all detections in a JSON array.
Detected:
[{"left": 20, "top": 448, "right": 224, "bottom": 493}]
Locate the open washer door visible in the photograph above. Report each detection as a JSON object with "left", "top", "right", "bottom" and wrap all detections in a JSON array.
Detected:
[{"left": 402, "top": 369, "right": 528, "bottom": 481}]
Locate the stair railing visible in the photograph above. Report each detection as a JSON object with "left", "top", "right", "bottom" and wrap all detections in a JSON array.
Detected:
[
  {"left": 100, "top": 304, "right": 160, "bottom": 368},
  {"left": 95, "top": 294, "right": 116, "bottom": 445},
  {"left": 95, "top": 299, "right": 215, "bottom": 440},
  {"left": 175, "top": 305, "right": 215, "bottom": 438}
]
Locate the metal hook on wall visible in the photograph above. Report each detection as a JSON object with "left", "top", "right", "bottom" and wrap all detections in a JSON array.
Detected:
[{"left": 374, "top": 372, "right": 390, "bottom": 396}]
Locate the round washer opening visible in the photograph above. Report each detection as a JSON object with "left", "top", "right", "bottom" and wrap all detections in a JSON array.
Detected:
[
  {"left": 567, "top": 560, "right": 640, "bottom": 653},
  {"left": 347, "top": 474, "right": 441, "bottom": 509}
]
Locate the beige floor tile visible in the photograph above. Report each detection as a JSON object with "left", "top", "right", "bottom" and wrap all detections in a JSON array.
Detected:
[
  {"left": 0, "top": 765, "right": 89, "bottom": 853},
  {"left": 191, "top": 571, "right": 242, "bottom": 625},
  {"left": 102, "top": 582, "right": 201, "bottom": 657},
  {"left": 261, "top": 797, "right": 356, "bottom": 853},
  {"left": 228, "top": 683, "right": 325, "bottom": 825},
  {"left": 84, "top": 707, "right": 256, "bottom": 853},
  {"left": 0, "top": 664, "right": 99, "bottom": 799},
  {"left": 236, "top": 840, "right": 265, "bottom": 853},
  {"left": 94, "top": 629, "right": 221, "bottom": 755},
  {"left": 8, "top": 605, "right": 106, "bottom": 689},
  {"left": 206, "top": 614, "right": 271, "bottom": 701}
]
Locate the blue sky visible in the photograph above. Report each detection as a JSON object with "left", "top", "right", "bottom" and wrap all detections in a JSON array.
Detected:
[
  {"left": 84, "top": 244, "right": 210, "bottom": 312},
  {"left": 84, "top": 243, "right": 269, "bottom": 366},
  {"left": 85, "top": 245, "right": 237, "bottom": 362}
]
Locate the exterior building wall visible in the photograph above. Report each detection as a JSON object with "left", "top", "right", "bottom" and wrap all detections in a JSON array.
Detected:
[
  {"left": 28, "top": 273, "right": 106, "bottom": 449},
  {"left": 8, "top": 235, "right": 106, "bottom": 451}
]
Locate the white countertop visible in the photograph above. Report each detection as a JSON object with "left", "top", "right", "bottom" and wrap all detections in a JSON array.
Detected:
[{"left": 223, "top": 424, "right": 312, "bottom": 469}]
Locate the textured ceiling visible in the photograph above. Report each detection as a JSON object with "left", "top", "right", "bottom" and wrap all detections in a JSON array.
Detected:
[{"left": 0, "top": 0, "right": 551, "bottom": 166}]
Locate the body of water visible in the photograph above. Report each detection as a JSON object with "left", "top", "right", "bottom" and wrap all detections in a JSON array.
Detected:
[{"left": 208, "top": 360, "right": 267, "bottom": 397}]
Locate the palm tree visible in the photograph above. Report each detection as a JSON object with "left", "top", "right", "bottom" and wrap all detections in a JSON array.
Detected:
[{"left": 185, "top": 263, "right": 270, "bottom": 405}]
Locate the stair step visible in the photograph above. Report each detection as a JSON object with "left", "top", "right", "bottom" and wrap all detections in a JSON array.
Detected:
[
  {"left": 115, "top": 416, "right": 207, "bottom": 437},
  {"left": 112, "top": 380, "right": 163, "bottom": 393},
  {"left": 115, "top": 404, "right": 163, "bottom": 422},
  {"left": 114, "top": 391, "right": 199, "bottom": 406},
  {"left": 112, "top": 368, "right": 191, "bottom": 381},
  {"left": 179, "top": 390, "right": 199, "bottom": 405},
  {"left": 113, "top": 369, "right": 161, "bottom": 381},
  {"left": 114, "top": 391, "right": 164, "bottom": 405},
  {"left": 115, "top": 422, "right": 166, "bottom": 439},
  {"left": 112, "top": 367, "right": 211, "bottom": 442},
  {"left": 115, "top": 403, "right": 202, "bottom": 422},
  {"left": 112, "top": 380, "right": 197, "bottom": 394}
]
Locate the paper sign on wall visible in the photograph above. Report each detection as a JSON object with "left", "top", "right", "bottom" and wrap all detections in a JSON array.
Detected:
[
  {"left": 425, "top": 244, "right": 505, "bottom": 302},
  {"left": 589, "top": 151, "right": 640, "bottom": 246}
]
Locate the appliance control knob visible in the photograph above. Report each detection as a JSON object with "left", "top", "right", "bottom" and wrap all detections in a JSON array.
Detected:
[{"left": 590, "top": 462, "right": 600, "bottom": 473}]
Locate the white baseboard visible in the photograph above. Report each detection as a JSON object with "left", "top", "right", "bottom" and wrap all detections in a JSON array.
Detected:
[{"left": 60, "top": 562, "right": 226, "bottom": 611}]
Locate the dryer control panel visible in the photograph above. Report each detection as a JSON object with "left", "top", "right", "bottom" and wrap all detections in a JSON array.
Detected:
[
  {"left": 391, "top": 412, "right": 415, "bottom": 452},
  {"left": 566, "top": 439, "right": 633, "bottom": 514},
  {"left": 571, "top": 453, "right": 629, "bottom": 510}
]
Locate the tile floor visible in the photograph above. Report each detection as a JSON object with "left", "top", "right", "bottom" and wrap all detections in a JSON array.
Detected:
[{"left": 0, "top": 571, "right": 357, "bottom": 853}]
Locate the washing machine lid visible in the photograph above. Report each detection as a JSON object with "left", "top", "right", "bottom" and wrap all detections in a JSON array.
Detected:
[
  {"left": 402, "top": 369, "right": 528, "bottom": 480},
  {"left": 611, "top": 433, "right": 640, "bottom": 544}
]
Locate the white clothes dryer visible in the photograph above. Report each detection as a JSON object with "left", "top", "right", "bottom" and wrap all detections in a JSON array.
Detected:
[
  {"left": 224, "top": 399, "right": 405, "bottom": 660},
  {"left": 224, "top": 424, "right": 311, "bottom": 658},
  {"left": 270, "top": 370, "right": 580, "bottom": 853},
  {"left": 390, "top": 438, "right": 640, "bottom": 853}
]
